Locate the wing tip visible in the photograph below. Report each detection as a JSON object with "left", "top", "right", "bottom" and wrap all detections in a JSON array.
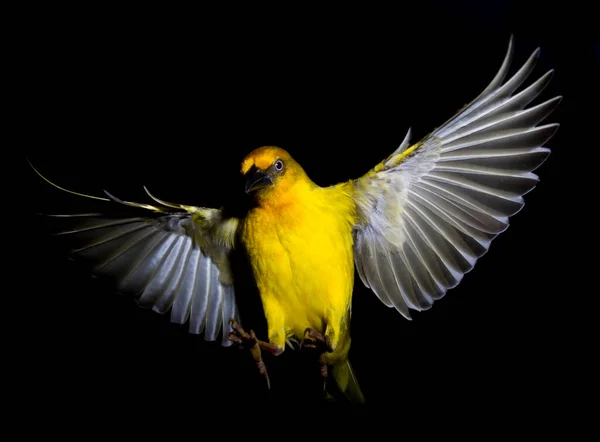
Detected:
[
  {"left": 540, "top": 122, "right": 560, "bottom": 134},
  {"left": 28, "top": 158, "right": 110, "bottom": 202}
]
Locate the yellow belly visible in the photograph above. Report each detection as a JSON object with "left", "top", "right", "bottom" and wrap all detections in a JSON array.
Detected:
[{"left": 242, "top": 186, "right": 356, "bottom": 353}]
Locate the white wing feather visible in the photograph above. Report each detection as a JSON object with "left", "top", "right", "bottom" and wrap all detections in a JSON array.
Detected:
[
  {"left": 31, "top": 168, "right": 241, "bottom": 346},
  {"left": 352, "top": 36, "right": 560, "bottom": 319}
]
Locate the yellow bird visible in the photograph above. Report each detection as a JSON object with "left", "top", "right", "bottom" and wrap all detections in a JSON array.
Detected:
[{"left": 30, "top": 36, "right": 560, "bottom": 403}]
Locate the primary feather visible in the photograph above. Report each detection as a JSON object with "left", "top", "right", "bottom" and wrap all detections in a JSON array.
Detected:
[
  {"left": 29, "top": 161, "right": 241, "bottom": 346},
  {"left": 351, "top": 35, "right": 560, "bottom": 319}
]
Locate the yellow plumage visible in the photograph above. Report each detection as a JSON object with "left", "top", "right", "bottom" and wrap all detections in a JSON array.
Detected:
[
  {"left": 30, "top": 37, "right": 559, "bottom": 404},
  {"left": 241, "top": 146, "right": 359, "bottom": 395}
]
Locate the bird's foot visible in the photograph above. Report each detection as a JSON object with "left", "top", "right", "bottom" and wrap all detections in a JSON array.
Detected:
[
  {"left": 227, "top": 318, "right": 281, "bottom": 390},
  {"left": 302, "top": 328, "right": 333, "bottom": 392},
  {"left": 301, "top": 328, "right": 333, "bottom": 353}
]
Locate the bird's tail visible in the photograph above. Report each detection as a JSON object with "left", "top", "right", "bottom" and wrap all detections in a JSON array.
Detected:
[{"left": 332, "top": 359, "right": 365, "bottom": 404}]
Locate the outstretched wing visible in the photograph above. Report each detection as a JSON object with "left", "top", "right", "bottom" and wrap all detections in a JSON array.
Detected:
[
  {"left": 351, "top": 36, "right": 560, "bottom": 319},
  {"left": 32, "top": 164, "right": 241, "bottom": 345}
]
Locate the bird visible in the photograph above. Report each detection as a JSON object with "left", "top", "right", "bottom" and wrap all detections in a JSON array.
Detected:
[{"left": 29, "top": 36, "right": 560, "bottom": 403}]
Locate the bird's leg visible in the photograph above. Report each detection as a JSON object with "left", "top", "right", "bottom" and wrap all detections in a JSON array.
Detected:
[
  {"left": 302, "top": 328, "right": 333, "bottom": 390},
  {"left": 227, "top": 318, "right": 281, "bottom": 389}
]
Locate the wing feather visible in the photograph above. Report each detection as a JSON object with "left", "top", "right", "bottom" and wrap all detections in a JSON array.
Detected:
[
  {"left": 203, "top": 262, "right": 224, "bottom": 342},
  {"left": 33, "top": 171, "right": 242, "bottom": 346},
  {"left": 351, "top": 36, "right": 560, "bottom": 318},
  {"left": 171, "top": 245, "right": 201, "bottom": 325}
]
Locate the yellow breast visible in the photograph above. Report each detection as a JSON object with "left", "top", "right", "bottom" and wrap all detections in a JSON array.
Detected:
[{"left": 242, "top": 182, "right": 357, "bottom": 339}]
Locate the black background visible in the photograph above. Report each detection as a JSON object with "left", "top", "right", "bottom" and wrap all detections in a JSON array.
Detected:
[{"left": 15, "top": 0, "right": 595, "bottom": 433}]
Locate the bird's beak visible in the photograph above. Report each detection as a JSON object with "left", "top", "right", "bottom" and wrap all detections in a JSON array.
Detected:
[{"left": 245, "top": 167, "right": 273, "bottom": 194}]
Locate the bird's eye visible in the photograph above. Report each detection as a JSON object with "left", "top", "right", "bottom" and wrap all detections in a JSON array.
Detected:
[{"left": 274, "top": 159, "right": 284, "bottom": 171}]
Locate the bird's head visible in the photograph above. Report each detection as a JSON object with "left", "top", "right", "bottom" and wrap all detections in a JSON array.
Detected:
[{"left": 240, "top": 146, "right": 311, "bottom": 203}]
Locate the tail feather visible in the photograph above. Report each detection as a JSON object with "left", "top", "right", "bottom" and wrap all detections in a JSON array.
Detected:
[{"left": 332, "top": 360, "right": 365, "bottom": 404}]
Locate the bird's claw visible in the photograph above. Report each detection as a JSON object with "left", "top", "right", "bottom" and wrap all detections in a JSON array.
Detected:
[
  {"left": 301, "top": 327, "right": 333, "bottom": 353},
  {"left": 228, "top": 318, "right": 282, "bottom": 390},
  {"left": 301, "top": 328, "right": 333, "bottom": 391},
  {"left": 228, "top": 318, "right": 251, "bottom": 343}
]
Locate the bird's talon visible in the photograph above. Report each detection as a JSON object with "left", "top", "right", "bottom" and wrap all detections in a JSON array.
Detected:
[
  {"left": 302, "top": 328, "right": 333, "bottom": 353},
  {"left": 227, "top": 318, "right": 279, "bottom": 389},
  {"left": 227, "top": 332, "right": 243, "bottom": 344}
]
